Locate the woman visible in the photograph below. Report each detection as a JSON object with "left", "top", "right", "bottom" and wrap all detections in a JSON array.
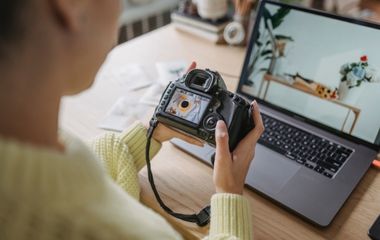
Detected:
[{"left": 0, "top": 0, "right": 264, "bottom": 239}]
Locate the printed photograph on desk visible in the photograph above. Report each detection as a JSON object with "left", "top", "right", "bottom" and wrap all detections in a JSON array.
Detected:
[{"left": 241, "top": 2, "right": 380, "bottom": 144}]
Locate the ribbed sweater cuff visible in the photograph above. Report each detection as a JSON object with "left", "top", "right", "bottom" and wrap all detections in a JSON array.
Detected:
[
  {"left": 120, "top": 122, "right": 162, "bottom": 171},
  {"left": 209, "top": 193, "right": 253, "bottom": 240}
]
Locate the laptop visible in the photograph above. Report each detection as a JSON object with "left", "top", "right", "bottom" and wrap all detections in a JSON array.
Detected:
[{"left": 171, "top": 0, "right": 380, "bottom": 227}]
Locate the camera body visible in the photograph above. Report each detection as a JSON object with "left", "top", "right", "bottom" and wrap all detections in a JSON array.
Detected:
[{"left": 153, "top": 69, "right": 254, "bottom": 151}]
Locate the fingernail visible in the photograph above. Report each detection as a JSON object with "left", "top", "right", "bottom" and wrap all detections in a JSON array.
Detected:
[
  {"left": 216, "top": 121, "right": 227, "bottom": 138},
  {"left": 216, "top": 120, "right": 225, "bottom": 128}
]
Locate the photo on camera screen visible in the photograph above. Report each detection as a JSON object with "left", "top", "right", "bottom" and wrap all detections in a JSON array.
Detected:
[{"left": 165, "top": 88, "right": 211, "bottom": 124}]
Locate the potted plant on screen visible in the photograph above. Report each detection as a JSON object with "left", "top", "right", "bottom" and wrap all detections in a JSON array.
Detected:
[
  {"left": 338, "top": 55, "right": 379, "bottom": 104},
  {"left": 245, "top": 5, "right": 293, "bottom": 87}
]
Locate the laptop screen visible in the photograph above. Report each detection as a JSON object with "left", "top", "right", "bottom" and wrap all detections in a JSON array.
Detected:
[{"left": 238, "top": 1, "right": 380, "bottom": 147}]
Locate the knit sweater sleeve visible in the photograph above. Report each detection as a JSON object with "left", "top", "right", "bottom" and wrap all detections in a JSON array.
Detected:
[
  {"left": 203, "top": 194, "right": 253, "bottom": 240},
  {"left": 92, "top": 122, "right": 253, "bottom": 239},
  {"left": 91, "top": 122, "right": 161, "bottom": 200}
]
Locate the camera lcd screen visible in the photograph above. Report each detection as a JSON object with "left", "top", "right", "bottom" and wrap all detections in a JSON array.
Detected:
[{"left": 165, "top": 88, "right": 211, "bottom": 124}]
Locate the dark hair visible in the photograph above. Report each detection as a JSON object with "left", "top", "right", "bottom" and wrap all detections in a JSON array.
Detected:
[{"left": 0, "top": 0, "right": 26, "bottom": 46}]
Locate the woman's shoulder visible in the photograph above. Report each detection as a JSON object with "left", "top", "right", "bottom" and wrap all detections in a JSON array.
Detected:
[
  {"left": 0, "top": 131, "right": 107, "bottom": 203},
  {"left": 0, "top": 132, "right": 182, "bottom": 240}
]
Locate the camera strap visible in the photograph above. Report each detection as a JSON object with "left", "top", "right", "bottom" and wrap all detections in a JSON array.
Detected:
[{"left": 145, "top": 119, "right": 211, "bottom": 227}]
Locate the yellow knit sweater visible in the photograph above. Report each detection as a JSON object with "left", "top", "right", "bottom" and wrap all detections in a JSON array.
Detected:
[{"left": 0, "top": 122, "right": 253, "bottom": 239}]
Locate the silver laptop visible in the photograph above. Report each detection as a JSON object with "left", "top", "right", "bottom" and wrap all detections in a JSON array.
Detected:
[{"left": 171, "top": 0, "right": 380, "bottom": 226}]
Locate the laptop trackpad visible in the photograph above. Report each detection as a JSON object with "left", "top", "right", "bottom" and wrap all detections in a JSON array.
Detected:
[{"left": 246, "top": 144, "right": 301, "bottom": 195}]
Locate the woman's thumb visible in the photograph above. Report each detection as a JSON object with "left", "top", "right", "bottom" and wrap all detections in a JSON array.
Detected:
[{"left": 215, "top": 121, "right": 230, "bottom": 157}]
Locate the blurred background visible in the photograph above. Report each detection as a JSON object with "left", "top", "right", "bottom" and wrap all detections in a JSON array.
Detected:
[{"left": 118, "top": 0, "right": 380, "bottom": 44}]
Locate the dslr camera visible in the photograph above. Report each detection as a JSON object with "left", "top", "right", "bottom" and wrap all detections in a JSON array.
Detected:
[{"left": 153, "top": 69, "right": 254, "bottom": 151}]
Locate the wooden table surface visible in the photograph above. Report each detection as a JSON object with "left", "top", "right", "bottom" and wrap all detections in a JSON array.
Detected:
[{"left": 60, "top": 24, "right": 380, "bottom": 240}]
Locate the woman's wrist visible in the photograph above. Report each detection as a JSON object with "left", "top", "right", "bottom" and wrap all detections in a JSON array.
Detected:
[{"left": 216, "top": 187, "right": 243, "bottom": 195}]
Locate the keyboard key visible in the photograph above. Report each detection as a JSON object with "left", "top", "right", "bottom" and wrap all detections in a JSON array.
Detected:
[
  {"left": 317, "top": 161, "right": 338, "bottom": 173},
  {"left": 323, "top": 172, "right": 333, "bottom": 178},
  {"left": 337, "top": 155, "right": 347, "bottom": 163},
  {"left": 305, "top": 163, "right": 314, "bottom": 169},
  {"left": 296, "top": 158, "right": 305, "bottom": 164},
  {"left": 285, "top": 152, "right": 296, "bottom": 160},
  {"left": 325, "top": 158, "right": 342, "bottom": 168},
  {"left": 314, "top": 166, "right": 325, "bottom": 173},
  {"left": 307, "top": 156, "right": 317, "bottom": 163}
]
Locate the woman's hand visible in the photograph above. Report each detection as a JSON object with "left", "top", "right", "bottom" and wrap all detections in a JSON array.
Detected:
[
  {"left": 148, "top": 61, "right": 204, "bottom": 147},
  {"left": 213, "top": 101, "right": 265, "bottom": 195},
  {"left": 152, "top": 123, "right": 204, "bottom": 146}
]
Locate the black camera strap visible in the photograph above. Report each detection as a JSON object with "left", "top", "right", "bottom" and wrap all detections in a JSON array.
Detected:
[{"left": 145, "top": 119, "right": 211, "bottom": 227}]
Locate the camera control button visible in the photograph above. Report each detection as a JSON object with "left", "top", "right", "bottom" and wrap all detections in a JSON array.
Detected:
[
  {"left": 199, "top": 130, "right": 209, "bottom": 139},
  {"left": 233, "top": 96, "right": 243, "bottom": 104},
  {"left": 206, "top": 118, "right": 217, "bottom": 128},
  {"left": 204, "top": 115, "right": 218, "bottom": 130}
]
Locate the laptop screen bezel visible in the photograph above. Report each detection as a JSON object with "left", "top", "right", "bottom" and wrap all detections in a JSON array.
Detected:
[{"left": 237, "top": 0, "right": 380, "bottom": 151}]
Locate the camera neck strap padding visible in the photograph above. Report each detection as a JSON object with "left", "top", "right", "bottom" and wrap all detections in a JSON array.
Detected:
[{"left": 145, "top": 119, "right": 211, "bottom": 227}]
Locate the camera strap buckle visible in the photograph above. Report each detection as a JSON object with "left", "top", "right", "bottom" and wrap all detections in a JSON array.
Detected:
[
  {"left": 149, "top": 118, "right": 158, "bottom": 128},
  {"left": 196, "top": 205, "right": 211, "bottom": 227}
]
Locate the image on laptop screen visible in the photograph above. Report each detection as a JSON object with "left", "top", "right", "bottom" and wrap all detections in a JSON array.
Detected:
[{"left": 240, "top": 2, "right": 380, "bottom": 145}]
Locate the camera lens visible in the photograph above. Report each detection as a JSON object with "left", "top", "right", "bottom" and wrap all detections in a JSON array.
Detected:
[{"left": 181, "top": 101, "right": 189, "bottom": 108}]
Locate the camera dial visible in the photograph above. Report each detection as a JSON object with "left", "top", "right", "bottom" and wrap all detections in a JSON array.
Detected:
[{"left": 204, "top": 114, "right": 220, "bottom": 131}]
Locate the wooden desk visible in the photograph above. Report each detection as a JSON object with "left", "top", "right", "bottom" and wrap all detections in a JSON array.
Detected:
[{"left": 60, "top": 25, "right": 380, "bottom": 240}]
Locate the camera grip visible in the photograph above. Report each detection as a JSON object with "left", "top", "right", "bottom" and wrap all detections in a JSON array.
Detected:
[
  {"left": 227, "top": 105, "right": 255, "bottom": 151},
  {"left": 210, "top": 107, "right": 254, "bottom": 166}
]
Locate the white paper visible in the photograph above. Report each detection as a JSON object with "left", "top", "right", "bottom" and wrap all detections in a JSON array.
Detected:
[
  {"left": 156, "top": 60, "right": 189, "bottom": 86},
  {"left": 139, "top": 83, "right": 166, "bottom": 106},
  {"left": 101, "top": 64, "right": 153, "bottom": 91},
  {"left": 98, "top": 96, "right": 145, "bottom": 132}
]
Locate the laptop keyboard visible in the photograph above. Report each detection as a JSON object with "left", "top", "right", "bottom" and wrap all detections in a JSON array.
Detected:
[{"left": 258, "top": 114, "right": 353, "bottom": 178}]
